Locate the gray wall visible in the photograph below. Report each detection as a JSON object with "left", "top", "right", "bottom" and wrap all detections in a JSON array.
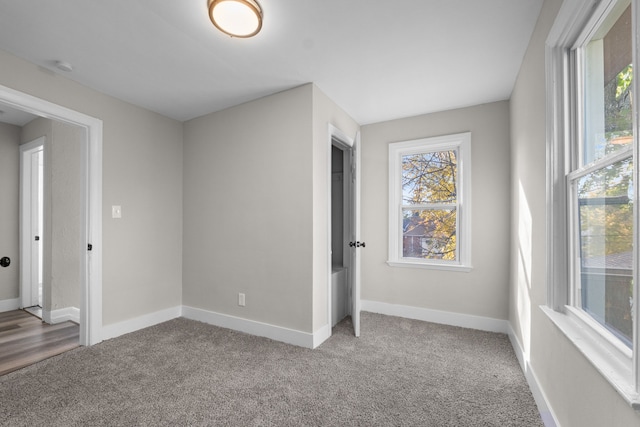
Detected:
[
  {"left": 0, "top": 122, "right": 20, "bottom": 301},
  {"left": 360, "top": 101, "right": 511, "bottom": 320},
  {"left": 183, "top": 85, "right": 314, "bottom": 332},
  {"left": 509, "top": 0, "right": 640, "bottom": 425},
  {"left": 49, "top": 121, "right": 83, "bottom": 311},
  {"left": 0, "top": 48, "right": 184, "bottom": 326},
  {"left": 182, "top": 84, "right": 359, "bottom": 335}
]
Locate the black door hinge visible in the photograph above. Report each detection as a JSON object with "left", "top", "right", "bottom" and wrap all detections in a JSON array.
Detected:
[{"left": 88, "top": 243, "right": 93, "bottom": 251}]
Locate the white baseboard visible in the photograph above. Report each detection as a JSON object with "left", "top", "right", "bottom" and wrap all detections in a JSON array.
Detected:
[
  {"left": 507, "top": 325, "right": 560, "bottom": 427},
  {"left": 101, "top": 306, "right": 182, "bottom": 341},
  {"left": 0, "top": 298, "right": 19, "bottom": 313},
  {"left": 98, "top": 305, "right": 317, "bottom": 349},
  {"left": 312, "top": 323, "right": 331, "bottom": 349},
  {"left": 182, "top": 305, "right": 315, "bottom": 349},
  {"left": 48, "top": 307, "right": 80, "bottom": 324},
  {"left": 361, "top": 300, "right": 509, "bottom": 333}
]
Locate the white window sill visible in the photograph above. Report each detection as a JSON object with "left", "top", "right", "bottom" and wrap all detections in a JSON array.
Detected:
[
  {"left": 386, "top": 260, "right": 472, "bottom": 272},
  {"left": 541, "top": 305, "right": 640, "bottom": 411}
]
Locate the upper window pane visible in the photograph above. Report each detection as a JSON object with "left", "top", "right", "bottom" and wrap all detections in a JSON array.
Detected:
[
  {"left": 402, "top": 150, "right": 457, "bottom": 205},
  {"left": 584, "top": 3, "right": 633, "bottom": 165}
]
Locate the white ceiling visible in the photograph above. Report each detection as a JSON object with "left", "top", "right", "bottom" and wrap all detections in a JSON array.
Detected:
[{"left": 0, "top": 0, "right": 543, "bottom": 125}]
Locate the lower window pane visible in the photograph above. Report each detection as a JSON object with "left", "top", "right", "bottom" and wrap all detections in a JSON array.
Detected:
[
  {"left": 577, "top": 157, "right": 634, "bottom": 347},
  {"left": 402, "top": 209, "right": 456, "bottom": 260}
]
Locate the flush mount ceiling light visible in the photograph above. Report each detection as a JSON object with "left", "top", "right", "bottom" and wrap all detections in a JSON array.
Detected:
[{"left": 208, "top": 0, "right": 263, "bottom": 38}]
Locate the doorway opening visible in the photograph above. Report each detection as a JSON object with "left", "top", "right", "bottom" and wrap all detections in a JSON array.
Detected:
[
  {"left": 328, "top": 126, "right": 361, "bottom": 338},
  {"left": 331, "top": 143, "right": 350, "bottom": 328},
  {"left": 0, "top": 84, "right": 103, "bottom": 346},
  {"left": 20, "top": 137, "right": 44, "bottom": 318}
]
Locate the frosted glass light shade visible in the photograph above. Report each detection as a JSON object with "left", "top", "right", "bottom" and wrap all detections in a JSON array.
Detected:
[{"left": 208, "top": 0, "right": 262, "bottom": 38}]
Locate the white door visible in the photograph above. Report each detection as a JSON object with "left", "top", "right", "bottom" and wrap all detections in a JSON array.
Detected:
[
  {"left": 31, "top": 148, "right": 44, "bottom": 306},
  {"left": 350, "top": 131, "right": 362, "bottom": 337},
  {"left": 20, "top": 138, "right": 44, "bottom": 308}
]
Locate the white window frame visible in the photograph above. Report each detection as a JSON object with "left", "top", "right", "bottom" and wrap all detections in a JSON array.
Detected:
[
  {"left": 388, "top": 132, "right": 471, "bottom": 271},
  {"left": 545, "top": 0, "right": 640, "bottom": 408}
]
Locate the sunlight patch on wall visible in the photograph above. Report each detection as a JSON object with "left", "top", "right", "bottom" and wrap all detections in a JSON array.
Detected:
[
  {"left": 518, "top": 181, "right": 533, "bottom": 288},
  {"left": 516, "top": 180, "right": 533, "bottom": 358}
]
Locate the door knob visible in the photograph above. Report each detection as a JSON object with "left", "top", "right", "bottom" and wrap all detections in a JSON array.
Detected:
[{"left": 0, "top": 257, "right": 10, "bottom": 267}]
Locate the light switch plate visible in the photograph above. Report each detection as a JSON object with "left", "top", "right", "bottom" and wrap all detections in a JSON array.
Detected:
[{"left": 112, "top": 205, "right": 122, "bottom": 219}]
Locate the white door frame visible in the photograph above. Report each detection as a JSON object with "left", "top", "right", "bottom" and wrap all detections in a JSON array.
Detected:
[
  {"left": 19, "top": 137, "right": 44, "bottom": 308},
  {"left": 2, "top": 84, "right": 103, "bottom": 346},
  {"left": 327, "top": 124, "right": 361, "bottom": 337}
]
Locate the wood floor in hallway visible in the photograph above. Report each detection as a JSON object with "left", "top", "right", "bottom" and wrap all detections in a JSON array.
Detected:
[{"left": 0, "top": 309, "right": 79, "bottom": 376}]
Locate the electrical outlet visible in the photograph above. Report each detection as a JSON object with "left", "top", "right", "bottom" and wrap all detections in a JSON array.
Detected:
[{"left": 238, "top": 293, "right": 245, "bottom": 307}]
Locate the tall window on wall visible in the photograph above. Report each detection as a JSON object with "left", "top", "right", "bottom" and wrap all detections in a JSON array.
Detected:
[
  {"left": 576, "top": 0, "right": 634, "bottom": 347},
  {"left": 547, "top": 0, "right": 639, "bottom": 404},
  {"left": 388, "top": 132, "right": 471, "bottom": 271}
]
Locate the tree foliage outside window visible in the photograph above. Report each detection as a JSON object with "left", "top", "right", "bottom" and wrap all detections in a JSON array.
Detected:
[
  {"left": 604, "top": 64, "right": 634, "bottom": 152},
  {"left": 578, "top": 158, "right": 633, "bottom": 259},
  {"left": 578, "top": 157, "right": 634, "bottom": 342},
  {"left": 401, "top": 151, "right": 458, "bottom": 260}
]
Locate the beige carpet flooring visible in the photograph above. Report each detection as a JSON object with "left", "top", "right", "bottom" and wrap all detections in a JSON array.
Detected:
[{"left": 0, "top": 312, "right": 542, "bottom": 426}]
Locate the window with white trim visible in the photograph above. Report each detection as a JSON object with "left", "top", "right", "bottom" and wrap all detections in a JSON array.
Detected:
[
  {"left": 547, "top": 0, "right": 639, "bottom": 406},
  {"left": 388, "top": 132, "right": 471, "bottom": 271}
]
